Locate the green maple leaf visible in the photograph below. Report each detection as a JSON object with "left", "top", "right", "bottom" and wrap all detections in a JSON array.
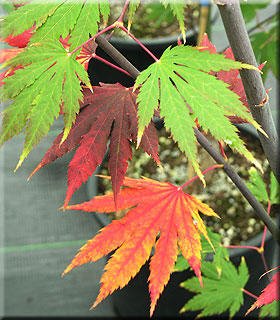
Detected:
[
  {"left": 161, "top": 0, "right": 186, "bottom": 42},
  {"left": 134, "top": 45, "right": 265, "bottom": 182},
  {"left": 181, "top": 256, "right": 249, "bottom": 318},
  {"left": 0, "top": 40, "right": 91, "bottom": 171},
  {"left": 270, "top": 171, "right": 280, "bottom": 205},
  {"left": 174, "top": 229, "right": 228, "bottom": 273},
  {"left": 246, "top": 168, "right": 280, "bottom": 205},
  {"left": 246, "top": 167, "right": 269, "bottom": 203},
  {"left": 0, "top": 0, "right": 110, "bottom": 57},
  {"left": 127, "top": 0, "right": 140, "bottom": 30},
  {"left": 0, "top": 0, "right": 60, "bottom": 38},
  {"left": 250, "top": 23, "right": 278, "bottom": 82},
  {"left": 260, "top": 300, "right": 279, "bottom": 318}
]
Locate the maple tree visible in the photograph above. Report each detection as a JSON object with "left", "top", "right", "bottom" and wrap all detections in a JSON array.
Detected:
[{"left": 0, "top": 0, "right": 279, "bottom": 318}]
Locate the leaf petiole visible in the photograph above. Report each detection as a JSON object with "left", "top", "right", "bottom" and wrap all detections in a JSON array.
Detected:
[
  {"left": 118, "top": 25, "right": 159, "bottom": 62},
  {"left": 93, "top": 54, "right": 133, "bottom": 77},
  {"left": 69, "top": 24, "right": 116, "bottom": 56},
  {"left": 180, "top": 164, "right": 223, "bottom": 189}
]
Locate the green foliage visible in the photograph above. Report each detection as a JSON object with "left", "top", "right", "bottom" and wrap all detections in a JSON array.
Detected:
[
  {"left": 181, "top": 256, "right": 249, "bottom": 318},
  {"left": 240, "top": 1, "right": 269, "bottom": 24},
  {"left": 246, "top": 167, "right": 280, "bottom": 205},
  {"left": 161, "top": 0, "right": 186, "bottom": 41},
  {"left": 0, "top": 1, "right": 60, "bottom": 38},
  {"left": 246, "top": 167, "right": 269, "bottom": 203},
  {"left": 0, "top": 40, "right": 91, "bottom": 170},
  {"left": 143, "top": 2, "right": 174, "bottom": 28},
  {"left": 127, "top": 0, "right": 140, "bottom": 30},
  {"left": 250, "top": 21, "right": 278, "bottom": 82},
  {"left": 259, "top": 300, "right": 279, "bottom": 318},
  {"left": 135, "top": 45, "right": 263, "bottom": 182},
  {"left": 0, "top": 0, "right": 110, "bottom": 58},
  {"left": 174, "top": 229, "right": 228, "bottom": 272},
  {"left": 270, "top": 171, "right": 280, "bottom": 205}
]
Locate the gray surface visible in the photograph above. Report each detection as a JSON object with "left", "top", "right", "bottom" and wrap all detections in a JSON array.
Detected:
[{"left": 1, "top": 118, "right": 116, "bottom": 317}]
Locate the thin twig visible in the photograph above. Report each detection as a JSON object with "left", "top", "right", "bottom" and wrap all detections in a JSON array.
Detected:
[
  {"left": 219, "top": 11, "right": 278, "bottom": 54},
  {"left": 118, "top": 0, "right": 130, "bottom": 23}
]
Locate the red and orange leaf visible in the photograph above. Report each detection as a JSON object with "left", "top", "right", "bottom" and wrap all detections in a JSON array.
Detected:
[
  {"left": 246, "top": 271, "right": 280, "bottom": 315},
  {"left": 29, "top": 84, "right": 160, "bottom": 207},
  {"left": 75, "top": 39, "right": 98, "bottom": 71},
  {"left": 63, "top": 176, "right": 219, "bottom": 316}
]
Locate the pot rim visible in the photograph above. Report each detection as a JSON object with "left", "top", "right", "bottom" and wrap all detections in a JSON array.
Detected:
[{"left": 109, "top": 28, "right": 198, "bottom": 47}]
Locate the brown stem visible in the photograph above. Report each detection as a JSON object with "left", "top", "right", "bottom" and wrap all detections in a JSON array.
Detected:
[
  {"left": 217, "top": 2, "right": 279, "bottom": 184},
  {"left": 94, "top": 35, "right": 280, "bottom": 245}
]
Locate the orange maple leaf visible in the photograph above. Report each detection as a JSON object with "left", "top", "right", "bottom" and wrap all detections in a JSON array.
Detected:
[
  {"left": 246, "top": 271, "right": 280, "bottom": 315},
  {"left": 62, "top": 176, "right": 219, "bottom": 316}
]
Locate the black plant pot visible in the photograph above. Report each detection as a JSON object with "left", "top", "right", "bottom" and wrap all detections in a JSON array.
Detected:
[
  {"left": 85, "top": 128, "right": 279, "bottom": 318},
  {"left": 87, "top": 30, "right": 197, "bottom": 88}
]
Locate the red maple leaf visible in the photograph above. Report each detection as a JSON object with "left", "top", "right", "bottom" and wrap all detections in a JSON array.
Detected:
[
  {"left": 198, "top": 34, "right": 267, "bottom": 124},
  {"left": 29, "top": 83, "right": 160, "bottom": 207},
  {"left": 76, "top": 39, "right": 98, "bottom": 71},
  {"left": 246, "top": 271, "right": 280, "bottom": 315},
  {"left": 1, "top": 26, "right": 35, "bottom": 48},
  {"left": 62, "top": 175, "right": 219, "bottom": 316}
]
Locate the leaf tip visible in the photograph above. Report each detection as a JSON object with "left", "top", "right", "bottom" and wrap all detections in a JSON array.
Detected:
[
  {"left": 179, "top": 306, "right": 186, "bottom": 314},
  {"left": 14, "top": 160, "right": 22, "bottom": 172},
  {"left": 27, "top": 163, "right": 43, "bottom": 181}
]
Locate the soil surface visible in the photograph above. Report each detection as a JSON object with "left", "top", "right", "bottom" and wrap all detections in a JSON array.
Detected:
[
  {"left": 98, "top": 126, "right": 278, "bottom": 245},
  {"left": 105, "top": 2, "right": 199, "bottom": 39}
]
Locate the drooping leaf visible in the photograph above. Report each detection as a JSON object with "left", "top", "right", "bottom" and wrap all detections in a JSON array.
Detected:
[
  {"left": 134, "top": 43, "right": 264, "bottom": 183},
  {"left": 270, "top": 171, "right": 280, "bottom": 205},
  {"left": 62, "top": 175, "right": 219, "bottom": 316},
  {"left": 127, "top": 0, "right": 140, "bottom": 31},
  {"left": 28, "top": 84, "right": 160, "bottom": 207},
  {"left": 181, "top": 256, "right": 249, "bottom": 318},
  {"left": 246, "top": 167, "right": 269, "bottom": 203},
  {"left": 161, "top": 0, "right": 186, "bottom": 42},
  {"left": 0, "top": 40, "right": 91, "bottom": 170},
  {"left": 246, "top": 271, "right": 280, "bottom": 315}
]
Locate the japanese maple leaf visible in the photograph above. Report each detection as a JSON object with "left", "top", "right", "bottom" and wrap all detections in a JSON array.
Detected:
[
  {"left": 1, "top": 39, "right": 91, "bottom": 170},
  {"left": 62, "top": 176, "right": 219, "bottom": 316},
  {"left": 198, "top": 33, "right": 267, "bottom": 124},
  {"left": 134, "top": 39, "right": 265, "bottom": 184},
  {"left": 246, "top": 271, "right": 280, "bottom": 315},
  {"left": 29, "top": 83, "right": 160, "bottom": 207}
]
